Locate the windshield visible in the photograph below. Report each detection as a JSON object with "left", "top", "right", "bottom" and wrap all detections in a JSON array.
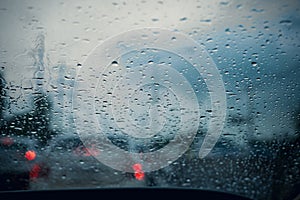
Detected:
[{"left": 0, "top": 0, "right": 299, "bottom": 200}]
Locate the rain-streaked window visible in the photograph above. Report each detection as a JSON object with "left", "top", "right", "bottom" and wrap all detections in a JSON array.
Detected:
[{"left": 0, "top": 1, "right": 299, "bottom": 200}]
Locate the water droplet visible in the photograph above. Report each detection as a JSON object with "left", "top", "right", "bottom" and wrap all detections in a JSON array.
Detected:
[
  {"left": 111, "top": 61, "right": 118, "bottom": 66},
  {"left": 220, "top": 1, "right": 229, "bottom": 6},
  {"left": 225, "top": 28, "right": 231, "bottom": 34},
  {"left": 200, "top": 19, "right": 212, "bottom": 23},
  {"left": 251, "top": 62, "right": 258, "bottom": 67},
  {"left": 236, "top": 4, "right": 242, "bottom": 9},
  {"left": 141, "top": 34, "right": 148, "bottom": 39},
  {"left": 279, "top": 20, "right": 292, "bottom": 26},
  {"left": 251, "top": 8, "right": 264, "bottom": 13},
  {"left": 206, "top": 38, "right": 213, "bottom": 42}
]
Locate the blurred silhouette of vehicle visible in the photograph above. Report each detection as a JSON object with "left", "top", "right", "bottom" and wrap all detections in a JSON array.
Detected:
[
  {"left": 30, "top": 134, "right": 145, "bottom": 190},
  {"left": 0, "top": 135, "right": 49, "bottom": 191}
]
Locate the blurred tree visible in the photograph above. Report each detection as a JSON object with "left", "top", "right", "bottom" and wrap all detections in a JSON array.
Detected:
[{"left": 0, "top": 33, "right": 58, "bottom": 145}]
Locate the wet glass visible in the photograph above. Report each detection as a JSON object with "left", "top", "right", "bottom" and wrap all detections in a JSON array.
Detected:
[{"left": 0, "top": 1, "right": 299, "bottom": 200}]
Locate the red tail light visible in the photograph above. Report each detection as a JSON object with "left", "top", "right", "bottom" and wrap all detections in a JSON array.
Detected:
[
  {"left": 132, "top": 163, "right": 145, "bottom": 181},
  {"left": 25, "top": 150, "right": 36, "bottom": 161},
  {"left": 30, "top": 164, "right": 41, "bottom": 180},
  {"left": 0, "top": 137, "right": 14, "bottom": 146}
]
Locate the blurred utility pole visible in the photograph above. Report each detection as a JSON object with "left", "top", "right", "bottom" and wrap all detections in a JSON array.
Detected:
[
  {"left": 0, "top": 72, "right": 6, "bottom": 126},
  {"left": 50, "top": 63, "right": 76, "bottom": 135}
]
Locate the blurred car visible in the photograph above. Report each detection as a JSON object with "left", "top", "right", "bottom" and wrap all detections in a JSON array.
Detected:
[
  {"left": 0, "top": 135, "right": 49, "bottom": 191},
  {"left": 30, "top": 134, "right": 145, "bottom": 190}
]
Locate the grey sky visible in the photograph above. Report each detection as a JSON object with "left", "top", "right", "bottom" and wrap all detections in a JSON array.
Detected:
[{"left": 0, "top": 0, "right": 299, "bottom": 142}]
